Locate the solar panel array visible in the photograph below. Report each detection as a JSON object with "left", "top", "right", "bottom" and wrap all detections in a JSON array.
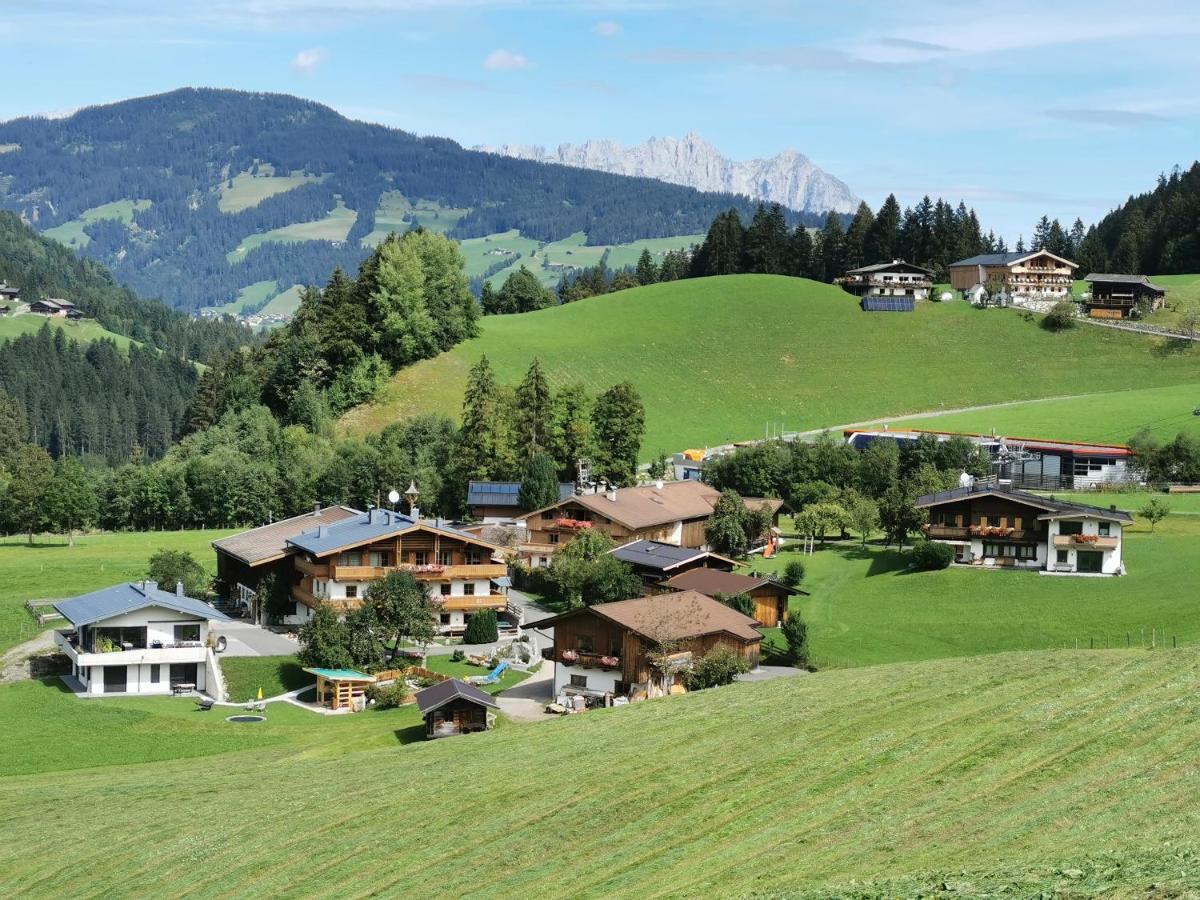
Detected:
[{"left": 861, "top": 297, "right": 915, "bottom": 312}]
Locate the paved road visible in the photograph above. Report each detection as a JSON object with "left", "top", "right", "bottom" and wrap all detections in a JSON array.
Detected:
[
  {"left": 737, "top": 665, "right": 808, "bottom": 683},
  {"left": 217, "top": 621, "right": 301, "bottom": 657}
]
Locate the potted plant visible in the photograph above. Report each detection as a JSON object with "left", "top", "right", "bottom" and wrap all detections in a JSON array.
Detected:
[
  {"left": 561, "top": 649, "right": 578, "bottom": 666},
  {"left": 600, "top": 655, "right": 619, "bottom": 670}
]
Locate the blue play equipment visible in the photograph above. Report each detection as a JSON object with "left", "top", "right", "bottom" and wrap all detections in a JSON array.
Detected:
[{"left": 483, "top": 661, "right": 509, "bottom": 683}]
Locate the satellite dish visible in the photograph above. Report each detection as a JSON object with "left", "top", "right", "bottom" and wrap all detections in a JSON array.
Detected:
[{"left": 387, "top": 489, "right": 400, "bottom": 505}]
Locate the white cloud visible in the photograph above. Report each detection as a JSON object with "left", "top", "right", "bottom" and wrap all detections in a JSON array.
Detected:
[
  {"left": 483, "top": 48, "right": 532, "bottom": 71},
  {"left": 291, "top": 47, "right": 328, "bottom": 72},
  {"left": 594, "top": 20, "right": 621, "bottom": 38}
]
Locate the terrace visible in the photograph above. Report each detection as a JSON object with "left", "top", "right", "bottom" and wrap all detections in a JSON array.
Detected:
[{"left": 53, "top": 629, "right": 208, "bottom": 666}]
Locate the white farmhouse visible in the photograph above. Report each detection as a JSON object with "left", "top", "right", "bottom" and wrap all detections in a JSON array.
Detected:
[{"left": 54, "top": 581, "right": 231, "bottom": 695}]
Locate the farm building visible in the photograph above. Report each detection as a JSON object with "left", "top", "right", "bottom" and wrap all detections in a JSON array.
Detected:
[
  {"left": 28, "top": 297, "right": 76, "bottom": 316},
  {"left": 1083, "top": 273, "right": 1166, "bottom": 319},
  {"left": 915, "top": 483, "right": 1132, "bottom": 575},
  {"left": 53, "top": 581, "right": 230, "bottom": 696},
  {"left": 658, "top": 567, "right": 804, "bottom": 628},
  {"left": 837, "top": 259, "right": 934, "bottom": 300},
  {"left": 466, "top": 479, "right": 574, "bottom": 523},
  {"left": 948, "top": 250, "right": 1077, "bottom": 301},
  {"left": 515, "top": 480, "right": 783, "bottom": 563},
  {"left": 608, "top": 539, "right": 737, "bottom": 589},
  {"left": 0, "top": 282, "right": 20, "bottom": 302},
  {"left": 416, "top": 678, "right": 499, "bottom": 738},
  {"left": 534, "top": 591, "right": 763, "bottom": 702},
  {"left": 843, "top": 428, "right": 1135, "bottom": 490}
]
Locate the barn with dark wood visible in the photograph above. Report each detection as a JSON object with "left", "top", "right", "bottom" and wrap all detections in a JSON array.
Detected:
[{"left": 415, "top": 678, "right": 499, "bottom": 738}]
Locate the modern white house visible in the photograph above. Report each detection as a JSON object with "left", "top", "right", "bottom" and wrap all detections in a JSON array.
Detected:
[
  {"left": 54, "top": 581, "right": 231, "bottom": 695},
  {"left": 915, "top": 484, "right": 1133, "bottom": 575}
]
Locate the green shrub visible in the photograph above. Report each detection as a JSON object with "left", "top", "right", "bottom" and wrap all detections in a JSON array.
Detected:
[
  {"left": 1042, "top": 299, "right": 1078, "bottom": 331},
  {"left": 683, "top": 645, "right": 750, "bottom": 690},
  {"left": 910, "top": 539, "right": 955, "bottom": 570},
  {"left": 463, "top": 609, "right": 499, "bottom": 644},
  {"left": 366, "top": 681, "right": 411, "bottom": 709},
  {"left": 781, "top": 613, "right": 809, "bottom": 667},
  {"left": 782, "top": 560, "right": 806, "bottom": 587},
  {"left": 450, "top": 648, "right": 465, "bottom": 662}
]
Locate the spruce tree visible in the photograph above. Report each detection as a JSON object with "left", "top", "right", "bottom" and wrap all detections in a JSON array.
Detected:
[
  {"left": 864, "top": 194, "right": 901, "bottom": 263},
  {"left": 591, "top": 381, "right": 645, "bottom": 487},
  {"left": 635, "top": 249, "right": 659, "bottom": 285},
  {"left": 515, "top": 357, "right": 552, "bottom": 455},
  {"left": 456, "top": 356, "right": 502, "bottom": 482},
  {"left": 519, "top": 452, "right": 562, "bottom": 511}
]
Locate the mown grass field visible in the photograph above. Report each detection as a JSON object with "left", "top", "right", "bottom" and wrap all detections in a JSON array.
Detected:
[
  {"left": 258, "top": 283, "right": 304, "bottom": 317},
  {"left": 343, "top": 274, "right": 1200, "bottom": 455},
  {"left": 753, "top": 491, "right": 1200, "bottom": 669},
  {"left": 0, "top": 311, "right": 139, "bottom": 350},
  {"left": 360, "top": 192, "right": 470, "bottom": 247},
  {"left": 0, "top": 529, "right": 234, "bottom": 656},
  {"left": 228, "top": 199, "right": 357, "bottom": 263},
  {"left": 898, "top": 379, "right": 1200, "bottom": 443},
  {"left": 217, "top": 170, "right": 320, "bottom": 213},
  {"left": 3, "top": 648, "right": 1199, "bottom": 896},
  {"left": 41, "top": 198, "right": 152, "bottom": 249},
  {"left": 204, "top": 279, "right": 279, "bottom": 316}
]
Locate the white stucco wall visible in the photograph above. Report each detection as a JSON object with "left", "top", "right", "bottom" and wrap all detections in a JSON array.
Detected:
[
  {"left": 553, "top": 662, "right": 623, "bottom": 697},
  {"left": 1047, "top": 518, "right": 1123, "bottom": 574}
]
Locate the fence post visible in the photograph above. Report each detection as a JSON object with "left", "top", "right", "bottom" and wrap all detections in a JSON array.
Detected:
[
  {"left": 1089, "top": 636, "right": 1094, "bottom": 650},
  {"left": 1126, "top": 632, "right": 1130, "bottom": 648}
]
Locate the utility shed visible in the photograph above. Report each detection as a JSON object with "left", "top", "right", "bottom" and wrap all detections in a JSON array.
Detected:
[
  {"left": 415, "top": 678, "right": 499, "bottom": 738},
  {"left": 305, "top": 668, "right": 376, "bottom": 711}
]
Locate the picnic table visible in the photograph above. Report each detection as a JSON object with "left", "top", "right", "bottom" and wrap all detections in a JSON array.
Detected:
[{"left": 171, "top": 682, "right": 196, "bottom": 695}]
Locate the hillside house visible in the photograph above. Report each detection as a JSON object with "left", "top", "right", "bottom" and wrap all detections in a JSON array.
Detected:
[
  {"left": 843, "top": 428, "right": 1135, "bottom": 490},
  {"left": 466, "top": 479, "right": 574, "bottom": 523},
  {"left": 515, "top": 480, "right": 783, "bottom": 563},
  {"left": 53, "top": 581, "right": 230, "bottom": 696},
  {"left": 949, "top": 250, "right": 1077, "bottom": 301},
  {"left": 29, "top": 297, "right": 76, "bottom": 316},
  {"left": 212, "top": 504, "right": 361, "bottom": 621},
  {"left": 658, "top": 567, "right": 804, "bottom": 628},
  {"left": 1083, "top": 273, "right": 1166, "bottom": 319},
  {"left": 915, "top": 483, "right": 1133, "bottom": 575},
  {"left": 837, "top": 259, "right": 934, "bottom": 300},
  {"left": 416, "top": 678, "right": 499, "bottom": 738},
  {"left": 609, "top": 539, "right": 737, "bottom": 589},
  {"left": 534, "top": 591, "right": 763, "bottom": 702},
  {"left": 284, "top": 507, "right": 510, "bottom": 634},
  {"left": 0, "top": 282, "right": 20, "bottom": 303}
]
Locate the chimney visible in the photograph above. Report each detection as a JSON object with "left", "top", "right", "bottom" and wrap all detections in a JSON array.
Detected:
[
  {"left": 606, "top": 489, "right": 617, "bottom": 502},
  {"left": 143, "top": 580, "right": 157, "bottom": 593},
  {"left": 313, "top": 502, "right": 322, "bottom": 516},
  {"left": 1110, "top": 504, "right": 1117, "bottom": 512},
  {"left": 176, "top": 580, "right": 184, "bottom": 597},
  {"left": 317, "top": 525, "right": 329, "bottom": 539},
  {"left": 655, "top": 479, "right": 664, "bottom": 490}
]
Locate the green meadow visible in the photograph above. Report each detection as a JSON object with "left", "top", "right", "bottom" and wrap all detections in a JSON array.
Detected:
[
  {"left": 0, "top": 312, "right": 139, "bottom": 350},
  {"left": 344, "top": 274, "right": 1200, "bottom": 456},
  {"left": 228, "top": 199, "right": 357, "bottom": 263},
  {"left": 217, "top": 170, "right": 320, "bottom": 213},
  {"left": 42, "top": 198, "right": 152, "bottom": 249}
]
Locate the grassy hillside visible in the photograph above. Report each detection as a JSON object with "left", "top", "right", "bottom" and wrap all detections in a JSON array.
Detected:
[
  {"left": 0, "top": 311, "right": 139, "bottom": 350},
  {"left": 0, "top": 530, "right": 235, "bottom": 656},
  {"left": 41, "top": 198, "right": 151, "bottom": 249},
  {"left": 343, "top": 275, "right": 1200, "bottom": 454},
  {"left": 3, "top": 648, "right": 1199, "bottom": 896},
  {"left": 754, "top": 493, "right": 1200, "bottom": 669}
]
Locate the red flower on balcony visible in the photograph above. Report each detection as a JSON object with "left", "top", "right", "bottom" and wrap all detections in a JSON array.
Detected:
[
  {"left": 555, "top": 518, "right": 593, "bottom": 530},
  {"left": 600, "top": 655, "right": 619, "bottom": 669},
  {"left": 402, "top": 563, "right": 446, "bottom": 574},
  {"left": 561, "top": 649, "right": 578, "bottom": 666}
]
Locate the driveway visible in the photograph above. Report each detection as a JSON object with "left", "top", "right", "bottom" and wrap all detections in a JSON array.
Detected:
[
  {"left": 494, "top": 662, "right": 556, "bottom": 723},
  {"left": 737, "top": 664, "right": 808, "bottom": 683},
  {"left": 217, "top": 621, "right": 299, "bottom": 657}
]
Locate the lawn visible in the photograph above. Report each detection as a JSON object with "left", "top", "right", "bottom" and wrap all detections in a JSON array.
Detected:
[
  {"left": 603, "top": 233, "right": 706, "bottom": 270},
  {"left": 0, "top": 311, "right": 139, "bottom": 350},
  {"left": 421, "top": 654, "right": 531, "bottom": 694},
  {"left": 1141, "top": 273, "right": 1200, "bottom": 329},
  {"left": 220, "top": 655, "right": 312, "bottom": 701},
  {"left": 217, "top": 170, "right": 320, "bottom": 213},
  {"left": 458, "top": 229, "right": 541, "bottom": 279},
  {"left": 3, "top": 648, "right": 1199, "bottom": 896},
  {"left": 41, "top": 198, "right": 151, "bottom": 249},
  {"left": 228, "top": 199, "right": 357, "bottom": 263},
  {"left": 0, "top": 529, "right": 235, "bottom": 656},
  {"left": 342, "top": 274, "right": 1200, "bottom": 456},
  {"left": 753, "top": 491, "right": 1200, "bottom": 669}
]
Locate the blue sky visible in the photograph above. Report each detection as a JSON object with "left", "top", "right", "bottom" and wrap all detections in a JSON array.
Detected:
[{"left": 2, "top": 0, "right": 1198, "bottom": 239}]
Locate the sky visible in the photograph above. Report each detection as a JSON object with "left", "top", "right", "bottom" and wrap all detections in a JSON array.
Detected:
[{"left": 2, "top": 0, "right": 1198, "bottom": 240}]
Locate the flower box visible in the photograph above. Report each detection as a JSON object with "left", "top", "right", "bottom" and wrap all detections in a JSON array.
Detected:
[
  {"left": 561, "top": 650, "right": 578, "bottom": 666},
  {"left": 600, "top": 656, "right": 620, "bottom": 670},
  {"left": 555, "top": 518, "right": 593, "bottom": 530}
]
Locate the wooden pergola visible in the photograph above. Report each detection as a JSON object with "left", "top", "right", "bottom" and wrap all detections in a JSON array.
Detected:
[{"left": 304, "top": 668, "right": 377, "bottom": 711}]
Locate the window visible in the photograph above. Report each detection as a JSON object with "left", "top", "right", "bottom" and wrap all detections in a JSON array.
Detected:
[
  {"left": 548, "top": 533, "right": 559, "bottom": 545},
  {"left": 440, "top": 613, "right": 450, "bottom": 625},
  {"left": 1098, "top": 522, "right": 1111, "bottom": 536},
  {"left": 341, "top": 551, "right": 363, "bottom": 566},
  {"left": 345, "top": 585, "right": 358, "bottom": 599},
  {"left": 577, "top": 634, "right": 594, "bottom": 652},
  {"left": 173, "top": 623, "right": 200, "bottom": 643},
  {"left": 150, "top": 664, "right": 160, "bottom": 684},
  {"left": 986, "top": 515, "right": 1001, "bottom": 527},
  {"left": 466, "top": 549, "right": 481, "bottom": 565},
  {"left": 439, "top": 583, "right": 450, "bottom": 596},
  {"left": 1059, "top": 521, "right": 1083, "bottom": 535},
  {"left": 463, "top": 583, "right": 475, "bottom": 596},
  {"left": 570, "top": 674, "right": 588, "bottom": 688},
  {"left": 439, "top": 550, "right": 453, "bottom": 566},
  {"left": 982, "top": 543, "right": 1037, "bottom": 560},
  {"left": 368, "top": 551, "right": 389, "bottom": 567},
  {"left": 413, "top": 551, "right": 428, "bottom": 566},
  {"left": 1057, "top": 549, "right": 1069, "bottom": 564},
  {"left": 542, "top": 510, "right": 555, "bottom": 521}
]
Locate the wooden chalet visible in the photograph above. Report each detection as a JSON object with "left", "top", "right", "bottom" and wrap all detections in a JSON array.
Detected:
[
  {"left": 28, "top": 297, "right": 76, "bottom": 316},
  {"left": 284, "top": 507, "right": 510, "bottom": 634},
  {"left": 949, "top": 250, "right": 1077, "bottom": 300},
  {"left": 608, "top": 539, "right": 737, "bottom": 589},
  {"left": 658, "top": 567, "right": 804, "bottom": 628},
  {"left": 515, "top": 480, "right": 783, "bottom": 561},
  {"left": 837, "top": 259, "right": 933, "bottom": 300},
  {"left": 212, "top": 504, "right": 361, "bottom": 622},
  {"left": 1083, "top": 273, "right": 1166, "bottom": 319},
  {"left": 534, "top": 591, "right": 763, "bottom": 702},
  {"left": 415, "top": 678, "right": 499, "bottom": 738},
  {"left": 466, "top": 479, "right": 574, "bottom": 522}
]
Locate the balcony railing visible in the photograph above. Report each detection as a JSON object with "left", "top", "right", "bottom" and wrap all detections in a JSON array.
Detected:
[
  {"left": 555, "top": 518, "right": 593, "bottom": 530},
  {"left": 294, "top": 556, "right": 329, "bottom": 578},
  {"left": 438, "top": 592, "right": 508, "bottom": 611},
  {"left": 1053, "top": 534, "right": 1118, "bottom": 550},
  {"left": 923, "top": 524, "right": 970, "bottom": 539},
  {"left": 331, "top": 562, "right": 507, "bottom": 581}
]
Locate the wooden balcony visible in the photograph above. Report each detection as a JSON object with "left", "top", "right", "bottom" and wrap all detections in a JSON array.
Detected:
[
  {"left": 292, "top": 584, "right": 320, "bottom": 609},
  {"left": 294, "top": 556, "right": 328, "bottom": 578},
  {"left": 924, "top": 524, "right": 970, "bottom": 540},
  {"left": 439, "top": 592, "right": 508, "bottom": 611},
  {"left": 558, "top": 650, "right": 622, "bottom": 670},
  {"left": 330, "top": 562, "right": 507, "bottom": 582},
  {"left": 1053, "top": 534, "right": 1119, "bottom": 550}
]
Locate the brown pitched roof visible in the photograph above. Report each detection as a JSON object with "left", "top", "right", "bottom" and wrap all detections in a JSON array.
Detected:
[
  {"left": 661, "top": 568, "right": 804, "bottom": 597},
  {"left": 519, "top": 480, "right": 782, "bottom": 531},
  {"left": 556, "top": 591, "right": 763, "bottom": 643},
  {"left": 212, "top": 506, "right": 360, "bottom": 566}
]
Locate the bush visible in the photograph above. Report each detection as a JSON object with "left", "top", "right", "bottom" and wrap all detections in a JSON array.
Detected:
[
  {"left": 450, "top": 648, "right": 465, "bottom": 662},
  {"left": 910, "top": 539, "right": 955, "bottom": 570},
  {"left": 462, "top": 609, "right": 499, "bottom": 644},
  {"left": 366, "top": 681, "right": 411, "bottom": 709},
  {"left": 683, "top": 646, "right": 750, "bottom": 691},
  {"left": 781, "top": 613, "right": 809, "bottom": 667},
  {"left": 1042, "top": 298, "right": 1078, "bottom": 331},
  {"left": 782, "top": 560, "right": 806, "bottom": 587}
]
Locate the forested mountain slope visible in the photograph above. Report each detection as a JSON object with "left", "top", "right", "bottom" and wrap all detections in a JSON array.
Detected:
[{"left": 0, "top": 89, "right": 822, "bottom": 311}]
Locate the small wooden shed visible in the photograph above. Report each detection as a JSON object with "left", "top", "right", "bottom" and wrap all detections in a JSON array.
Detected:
[
  {"left": 305, "top": 667, "right": 376, "bottom": 711},
  {"left": 415, "top": 678, "right": 499, "bottom": 739}
]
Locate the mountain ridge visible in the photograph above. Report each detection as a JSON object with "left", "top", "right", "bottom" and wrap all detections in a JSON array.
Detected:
[{"left": 476, "top": 131, "right": 859, "bottom": 215}]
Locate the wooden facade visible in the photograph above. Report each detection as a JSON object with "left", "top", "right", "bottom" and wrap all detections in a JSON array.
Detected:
[
  {"left": 524, "top": 501, "right": 681, "bottom": 548},
  {"left": 922, "top": 494, "right": 1048, "bottom": 545},
  {"left": 949, "top": 251, "right": 1076, "bottom": 296},
  {"left": 424, "top": 697, "right": 491, "bottom": 738}
]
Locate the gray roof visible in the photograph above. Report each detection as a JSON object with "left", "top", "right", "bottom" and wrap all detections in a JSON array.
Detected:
[
  {"left": 212, "top": 505, "right": 361, "bottom": 565},
  {"left": 415, "top": 678, "right": 499, "bottom": 715},
  {"left": 610, "top": 539, "right": 713, "bottom": 572},
  {"left": 467, "top": 480, "right": 574, "bottom": 508},
  {"left": 914, "top": 484, "right": 1134, "bottom": 523},
  {"left": 950, "top": 250, "right": 1078, "bottom": 269},
  {"left": 1084, "top": 273, "right": 1166, "bottom": 292},
  {"left": 286, "top": 508, "right": 500, "bottom": 557},
  {"left": 55, "top": 582, "right": 231, "bottom": 627},
  {"left": 845, "top": 260, "right": 933, "bottom": 276}
]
